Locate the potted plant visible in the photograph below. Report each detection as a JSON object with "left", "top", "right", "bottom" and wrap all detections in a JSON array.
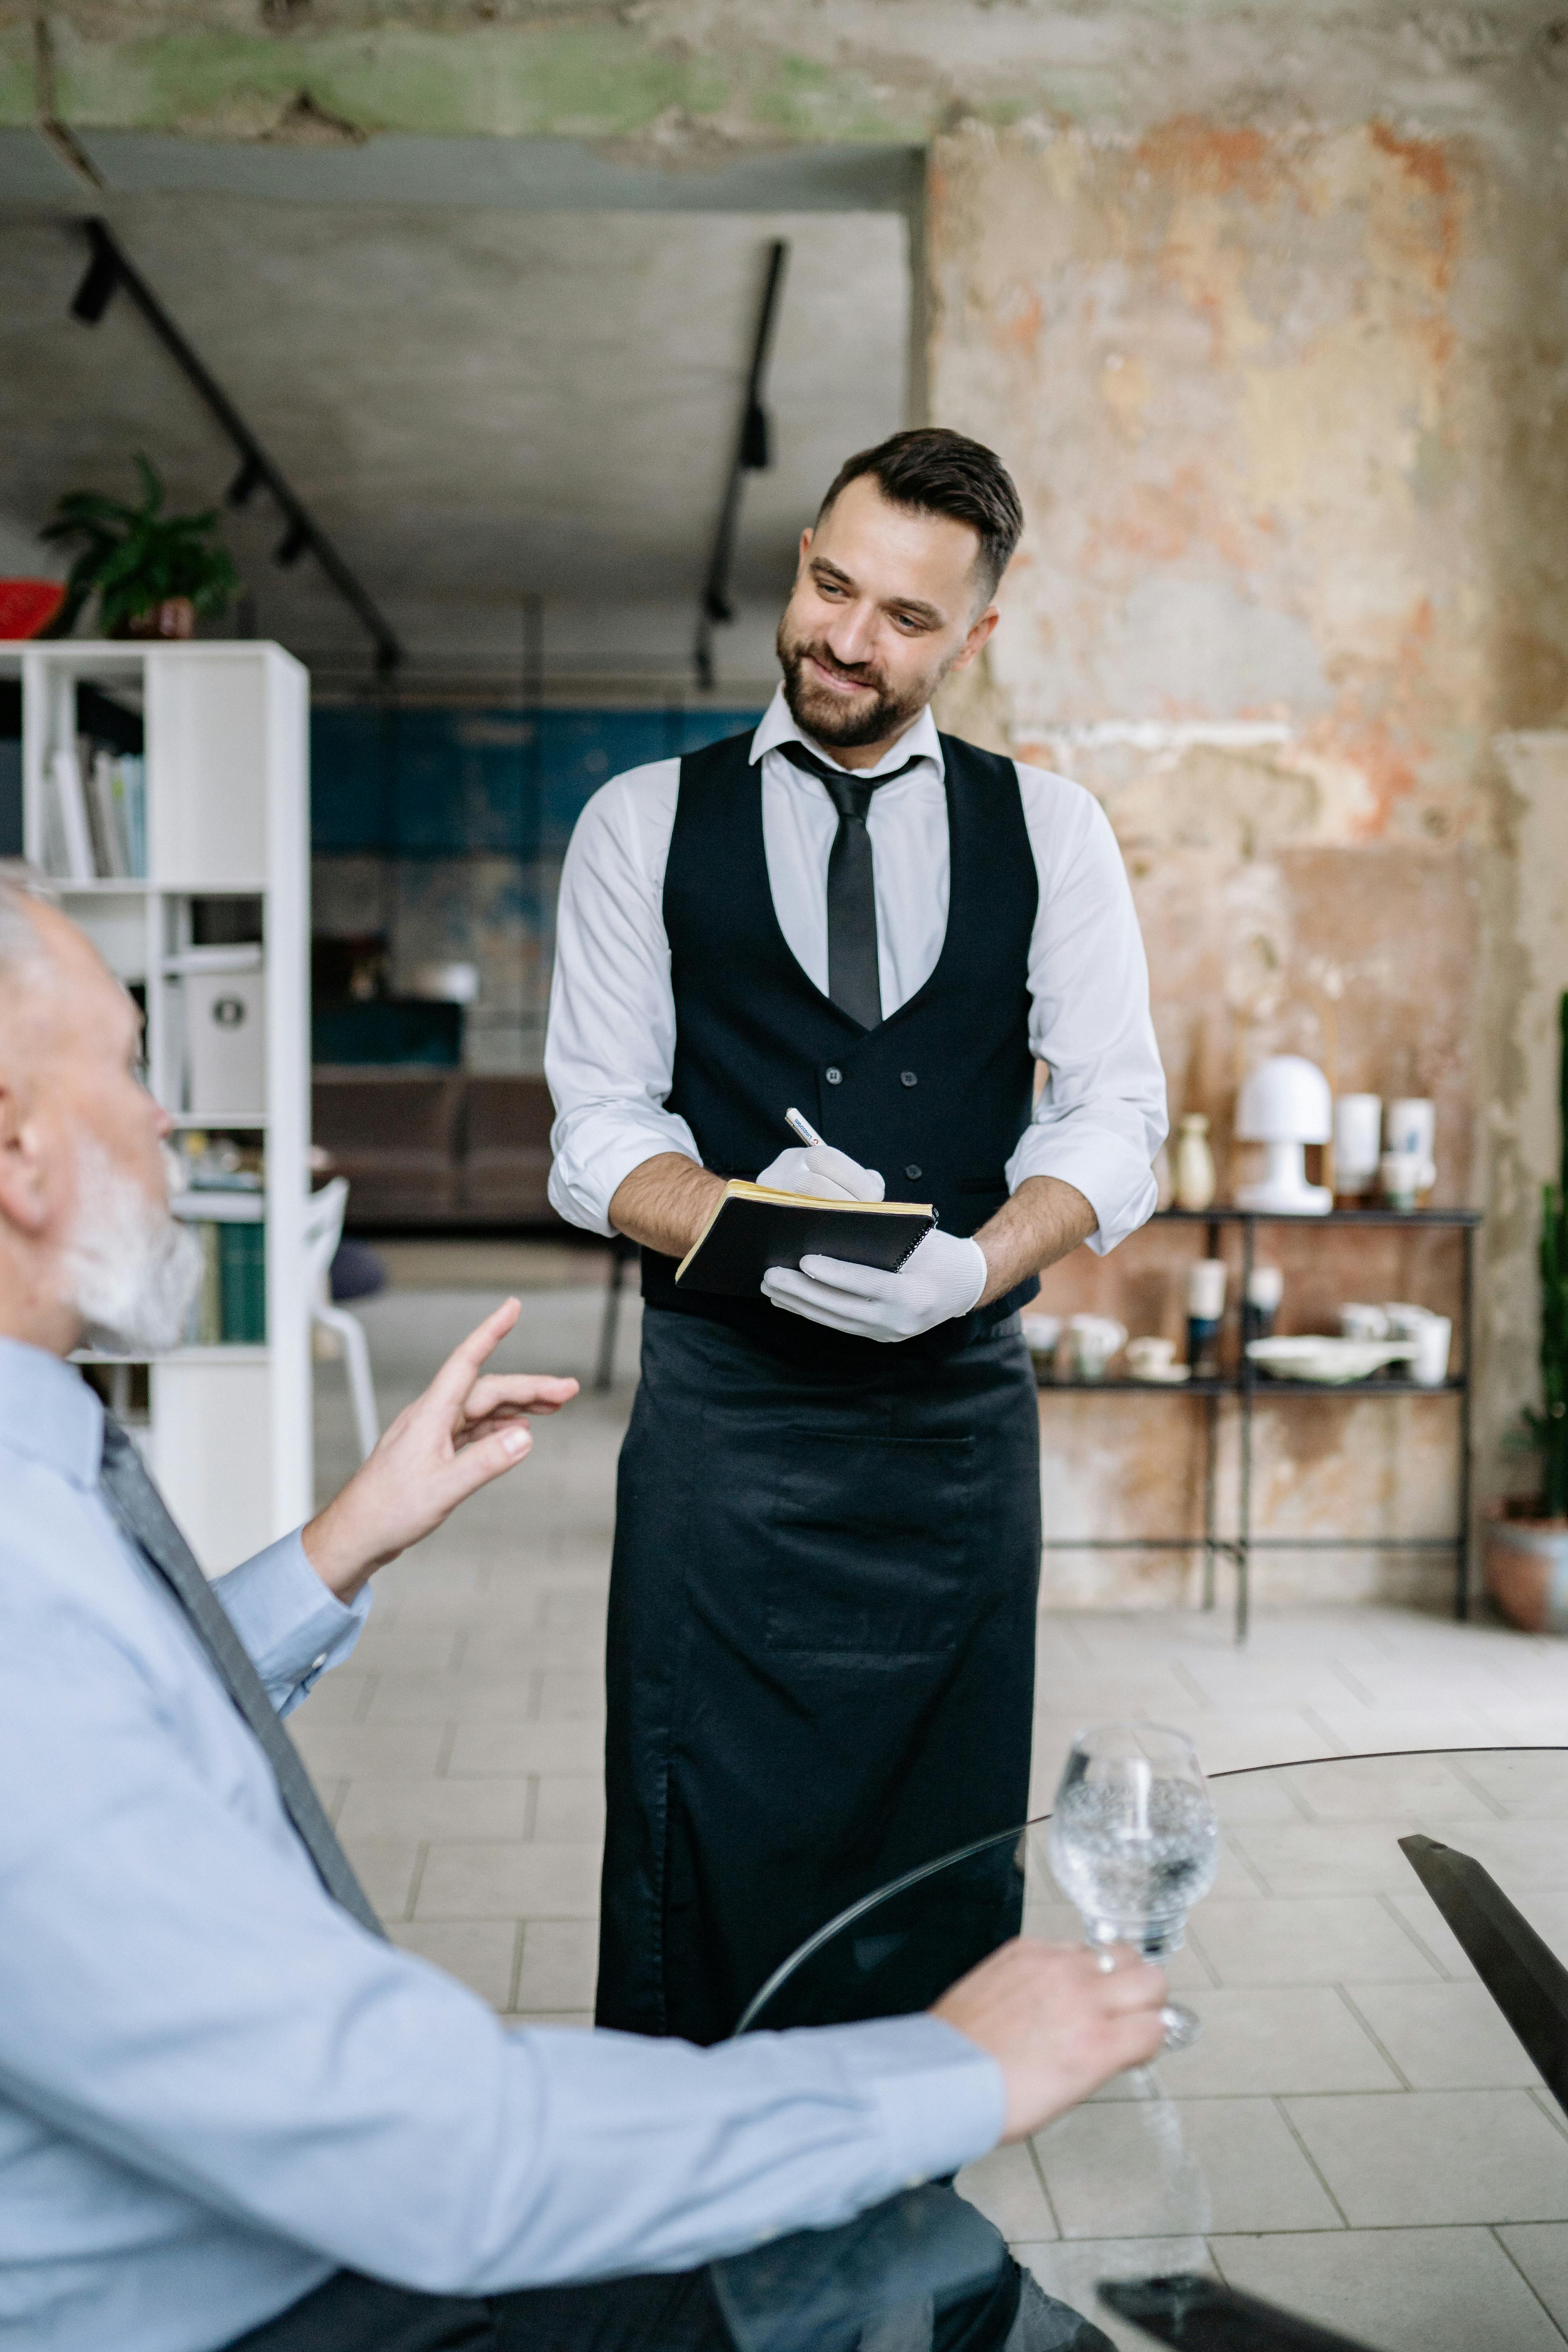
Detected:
[
  {"left": 1486, "top": 990, "right": 1568, "bottom": 1631},
  {"left": 40, "top": 455, "right": 240, "bottom": 641}
]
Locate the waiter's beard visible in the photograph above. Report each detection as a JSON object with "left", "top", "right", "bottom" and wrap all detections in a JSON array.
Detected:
[
  {"left": 776, "top": 619, "right": 950, "bottom": 751},
  {"left": 60, "top": 1136, "right": 204, "bottom": 1356}
]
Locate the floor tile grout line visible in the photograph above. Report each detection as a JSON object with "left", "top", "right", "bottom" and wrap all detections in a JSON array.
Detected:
[
  {"left": 1270, "top": 2092, "right": 1352, "bottom": 2230},
  {"left": 1297, "top": 1707, "right": 1352, "bottom": 1756},
  {"left": 1372, "top": 1887, "right": 1461, "bottom": 1983},
  {"left": 1333, "top": 1984, "right": 1413, "bottom": 2092},
  {"left": 1527, "top": 2084, "right": 1568, "bottom": 2145},
  {"left": 1445, "top": 1753, "right": 1511, "bottom": 1819},
  {"left": 1490, "top": 2221, "right": 1568, "bottom": 2344},
  {"left": 404, "top": 1840, "right": 431, "bottom": 1924},
  {"left": 1024, "top": 2132, "right": 1066, "bottom": 2242}
]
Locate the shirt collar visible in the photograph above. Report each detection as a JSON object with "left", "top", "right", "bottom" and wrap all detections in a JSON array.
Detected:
[
  {"left": 0, "top": 1337, "right": 105, "bottom": 1490},
  {"left": 751, "top": 684, "right": 944, "bottom": 782}
]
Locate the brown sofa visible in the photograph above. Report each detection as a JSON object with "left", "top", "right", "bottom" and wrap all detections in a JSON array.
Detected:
[{"left": 312, "top": 1070, "right": 561, "bottom": 1227}]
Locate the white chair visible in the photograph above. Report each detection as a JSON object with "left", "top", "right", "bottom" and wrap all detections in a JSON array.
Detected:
[{"left": 303, "top": 1177, "right": 379, "bottom": 1463}]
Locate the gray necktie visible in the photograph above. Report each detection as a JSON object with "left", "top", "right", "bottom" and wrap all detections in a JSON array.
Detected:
[{"left": 98, "top": 1417, "right": 386, "bottom": 1939}]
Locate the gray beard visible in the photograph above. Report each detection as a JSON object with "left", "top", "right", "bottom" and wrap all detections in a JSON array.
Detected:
[{"left": 61, "top": 1139, "right": 205, "bottom": 1357}]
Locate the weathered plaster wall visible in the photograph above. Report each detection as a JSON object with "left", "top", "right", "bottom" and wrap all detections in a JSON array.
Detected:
[
  {"left": 10, "top": 1, "right": 1568, "bottom": 149},
  {"left": 13, "top": 0, "right": 1568, "bottom": 1606},
  {"left": 927, "top": 118, "right": 1568, "bottom": 1604},
  {"left": 1479, "top": 733, "right": 1568, "bottom": 1524}
]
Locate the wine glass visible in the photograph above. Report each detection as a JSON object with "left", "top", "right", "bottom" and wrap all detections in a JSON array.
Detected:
[{"left": 1047, "top": 1721, "right": 1219, "bottom": 2051}]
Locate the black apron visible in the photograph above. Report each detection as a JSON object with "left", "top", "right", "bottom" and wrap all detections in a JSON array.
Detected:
[{"left": 595, "top": 1305, "right": 1042, "bottom": 2044}]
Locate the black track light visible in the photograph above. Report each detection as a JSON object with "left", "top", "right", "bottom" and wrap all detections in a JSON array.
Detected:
[
  {"left": 70, "top": 238, "right": 119, "bottom": 326},
  {"left": 227, "top": 457, "right": 263, "bottom": 508}
]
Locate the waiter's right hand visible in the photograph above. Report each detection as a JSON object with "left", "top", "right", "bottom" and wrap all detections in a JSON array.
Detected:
[
  {"left": 754, "top": 1144, "right": 886, "bottom": 1202},
  {"left": 931, "top": 1939, "right": 1166, "bottom": 2143}
]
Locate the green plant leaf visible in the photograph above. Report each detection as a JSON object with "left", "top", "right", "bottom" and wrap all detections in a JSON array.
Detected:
[
  {"left": 39, "top": 457, "right": 239, "bottom": 630},
  {"left": 132, "top": 454, "right": 164, "bottom": 517}
]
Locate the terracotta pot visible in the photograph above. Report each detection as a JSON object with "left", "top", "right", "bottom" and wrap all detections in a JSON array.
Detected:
[
  {"left": 1484, "top": 1504, "right": 1568, "bottom": 1633},
  {"left": 117, "top": 596, "right": 195, "bottom": 641}
]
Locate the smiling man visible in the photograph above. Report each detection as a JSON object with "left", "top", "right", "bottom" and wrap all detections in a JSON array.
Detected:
[{"left": 547, "top": 428, "right": 1168, "bottom": 2045}]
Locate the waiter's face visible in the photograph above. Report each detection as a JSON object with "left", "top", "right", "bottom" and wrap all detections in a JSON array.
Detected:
[{"left": 776, "top": 475, "right": 1001, "bottom": 754}]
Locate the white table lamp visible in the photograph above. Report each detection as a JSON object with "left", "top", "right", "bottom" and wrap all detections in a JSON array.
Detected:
[{"left": 1235, "top": 1055, "right": 1333, "bottom": 1214}]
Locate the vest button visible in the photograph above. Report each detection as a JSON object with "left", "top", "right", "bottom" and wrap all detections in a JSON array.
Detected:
[
  {"left": 900, "top": 1070, "right": 918, "bottom": 1087},
  {"left": 905, "top": 1164, "right": 922, "bottom": 1180},
  {"left": 824, "top": 1066, "right": 843, "bottom": 1084}
]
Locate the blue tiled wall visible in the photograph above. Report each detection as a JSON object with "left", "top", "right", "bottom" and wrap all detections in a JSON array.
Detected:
[
  {"left": 311, "top": 704, "right": 764, "bottom": 857},
  {"left": 309, "top": 702, "right": 767, "bottom": 1069}
]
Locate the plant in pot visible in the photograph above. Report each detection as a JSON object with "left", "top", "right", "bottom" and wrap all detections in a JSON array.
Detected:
[
  {"left": 1487, "top": 990, "right": 1568, "bottom": 1632},
  {"left": 40, "top": 455, "right": 240, "bottom": 641}
]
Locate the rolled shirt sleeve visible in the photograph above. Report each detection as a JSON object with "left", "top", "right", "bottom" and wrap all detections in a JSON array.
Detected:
[
  {"left": 544, "top": 743, "right": 1166, "bottom": 1255},
  {"left": 1008, "top": 769, "right": 1167, "bottom": 1254},
  {"left": 545, "top": 760, "right": 701, "bottom": 1237}
]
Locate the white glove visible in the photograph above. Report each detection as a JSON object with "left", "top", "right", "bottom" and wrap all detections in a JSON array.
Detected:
[
  {"left": 762, "top": 1229, "right": 988, "bottom": 1344},
  {"left": 753, "top": 1144, "right": 885, "bottom": 1202}
]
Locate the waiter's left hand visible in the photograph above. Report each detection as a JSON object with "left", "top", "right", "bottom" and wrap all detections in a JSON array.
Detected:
[{"left": 762, "top": 1229, "right": 988, "bottom": 1342}]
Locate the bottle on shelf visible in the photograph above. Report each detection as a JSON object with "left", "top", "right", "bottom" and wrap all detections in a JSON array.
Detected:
[
  {"left": 1174, "top": 1113, "right": 1217, "bottom": 1212},
  {"left": 1187, "top": 1257, "right": 1227, "bottom": 1378},
  {"left": 1242, "top": 1264, "right": 1284, "bottom": 1347}
]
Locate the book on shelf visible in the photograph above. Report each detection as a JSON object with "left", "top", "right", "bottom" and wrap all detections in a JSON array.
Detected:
[
  {"left": 218, "top": 1222, "right": 266, "bottom": 1345},
  {"left": 119, "top": 755, "right": 146, "bottom": 877},
  {"left": 88, "top": 750, "right": 131, "bottom": 878},
  {"left": 179, "top": 1219, "right": 265, "bottom": 1344},
  {"left": 46, "top": 745, "right": 94, "bottom": 881},
  {"left": 183, "top": 1223, "right": 224, "bottom": 1346},
  {"left": 44, "top": 741, "right": 147, "bottom": 882}
]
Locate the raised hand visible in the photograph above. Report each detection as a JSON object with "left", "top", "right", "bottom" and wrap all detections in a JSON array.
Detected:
[{"left": 302, "top": 1298, "right": 578, "bottom": 1599}]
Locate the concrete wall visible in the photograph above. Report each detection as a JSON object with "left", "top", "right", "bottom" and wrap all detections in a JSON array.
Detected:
[{"left": 927, "top": 118, "right": 1568, "bottom": 1604}]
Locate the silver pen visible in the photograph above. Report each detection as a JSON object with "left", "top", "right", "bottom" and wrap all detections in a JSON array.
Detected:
[{"left": 784, "top": 1107, "right": 826, "bottom": 1149}]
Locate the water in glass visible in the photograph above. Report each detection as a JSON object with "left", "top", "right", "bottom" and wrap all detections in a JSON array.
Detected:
[{"left": 1048, "top": 1722, "right": 1219, "bottom": 2050}]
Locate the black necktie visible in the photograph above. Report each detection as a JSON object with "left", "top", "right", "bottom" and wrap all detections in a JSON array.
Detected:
[
  {"left": 98, "top": 1417, "right": 386, "bottom": 1938},
  {"left": 775, "top": 741, "right": 921, "bottom": 1030}
]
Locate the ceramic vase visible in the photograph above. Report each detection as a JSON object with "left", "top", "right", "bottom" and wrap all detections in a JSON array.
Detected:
[{"left": 1174, "top": 1114, "right": 1217, "bottom": 1212}]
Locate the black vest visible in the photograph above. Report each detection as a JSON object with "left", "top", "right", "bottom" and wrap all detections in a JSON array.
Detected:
[{"left": 641, "top": 726, "right": 1041, "bottom": 1363}]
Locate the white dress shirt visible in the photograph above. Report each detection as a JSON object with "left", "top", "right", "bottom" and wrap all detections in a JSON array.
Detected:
[
  {"left": 0, "top": 1339, "right": 1003, "bottom": 2352},
  {"left": 546, "top": 687, "right": 1166, "bottom": 1253}
]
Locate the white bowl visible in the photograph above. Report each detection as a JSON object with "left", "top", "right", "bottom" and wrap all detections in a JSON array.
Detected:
[{"left": 1246, "top": 1336, "right": 1417, "bottom": 1385}]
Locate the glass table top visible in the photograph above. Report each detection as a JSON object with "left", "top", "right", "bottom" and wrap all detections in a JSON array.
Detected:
[{"left": 715, "top": 1749, "right": 1568, "bottom": 2352}]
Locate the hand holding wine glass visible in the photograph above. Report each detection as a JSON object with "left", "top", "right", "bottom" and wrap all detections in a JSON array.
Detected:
[{"left": 1046, "top": 1722, "right": 1220, "bottom": 2051}]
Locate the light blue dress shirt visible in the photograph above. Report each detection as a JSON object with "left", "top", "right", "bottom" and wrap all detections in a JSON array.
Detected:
[{"left": 0, "top": 1338, "right": 1004, "bottom": 2352}]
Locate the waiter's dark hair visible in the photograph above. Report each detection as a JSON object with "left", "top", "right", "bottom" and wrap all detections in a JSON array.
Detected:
[{"left": 817, "top": 427, "right": 1024, "bottom": 602}]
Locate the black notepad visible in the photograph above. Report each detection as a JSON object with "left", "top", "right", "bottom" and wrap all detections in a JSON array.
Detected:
[{"left": 674, "top": 1181, "right": 937, "bottom": 1300}]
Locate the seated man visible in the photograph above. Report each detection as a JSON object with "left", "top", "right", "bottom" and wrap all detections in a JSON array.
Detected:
[{"left": 0, "top": 879, "right": 1165, "bottom": 2352}]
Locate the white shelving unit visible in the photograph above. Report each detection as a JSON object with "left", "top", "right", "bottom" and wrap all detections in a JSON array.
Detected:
[{"left": 4, "top": 640, "right": 311, "bottom": 1573}]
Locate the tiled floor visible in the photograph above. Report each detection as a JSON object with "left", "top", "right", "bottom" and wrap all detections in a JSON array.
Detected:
[
  {"left": 298, "top": 1270, "right": 1568, "bottom": 2348},
  {"left": 998, "top": 1751, "right": 1568, "bottom": 2350}
]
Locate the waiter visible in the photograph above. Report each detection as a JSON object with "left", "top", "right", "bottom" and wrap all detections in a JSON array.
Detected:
[{"left": 547, "top": 427, "right": 1166, "bottom": 2045}]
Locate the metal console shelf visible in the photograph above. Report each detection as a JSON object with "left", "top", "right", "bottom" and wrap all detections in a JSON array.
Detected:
[{"left": 1039, "top": 1206, "right": 1481, "bottom": 1642}]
